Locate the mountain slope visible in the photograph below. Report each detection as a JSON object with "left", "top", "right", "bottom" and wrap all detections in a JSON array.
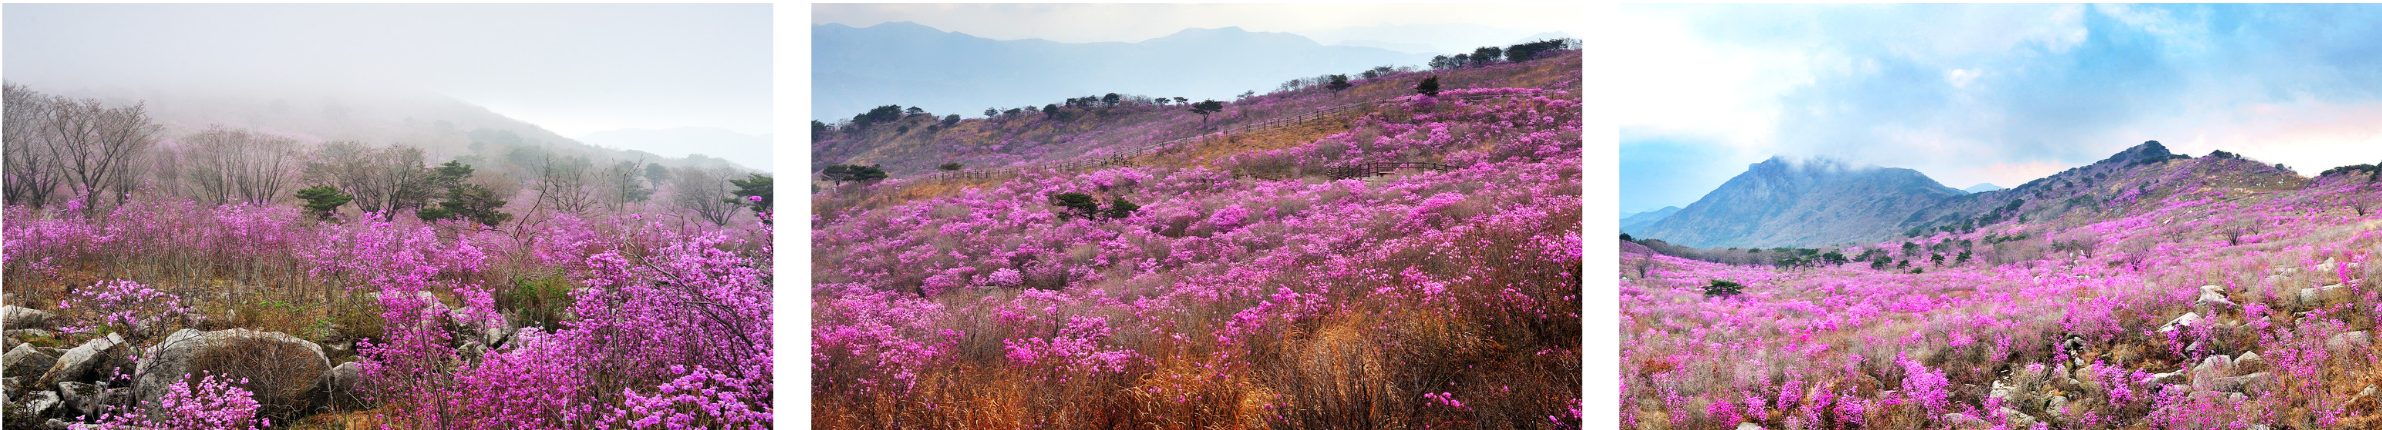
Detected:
[
  {"left": 1620, "top": 206, "right": 1679, "bottom": 235},
  {"left": 813, "top": 22, "right": 1430, "bottom": 122},
  {"left": 1895, "top": 141, "right": 2306, "bottom": 238},
  {"left": 1638, "top": 141, "right": 2316, "bottom": 250},
  {"left": 1634, "top": 157, "right": 1963, "bottom": 248},
  {"left": 1962, "top": 183, "right": 2005, "bottom": 193}
]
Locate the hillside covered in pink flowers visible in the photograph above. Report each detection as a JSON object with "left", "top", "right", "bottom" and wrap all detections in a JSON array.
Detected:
[
  {"left": 813, "top": 51, "right": 1583, "bottom": 427},
  {"left": 1622, "top": 147, "right": 2382, "bottom": 429}
]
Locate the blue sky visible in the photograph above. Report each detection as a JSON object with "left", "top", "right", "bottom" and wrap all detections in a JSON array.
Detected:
[{"left": 1618, "top": 4, "right": 2382, "bottom": 214}]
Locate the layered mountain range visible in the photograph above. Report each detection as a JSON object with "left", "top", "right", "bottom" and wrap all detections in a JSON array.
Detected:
[
  {"left": 1631, "top": 141, "right": 2313, "bottom": 249},
  {"left": 813, "top": 22, "right": 1432, "bottom": 122}
]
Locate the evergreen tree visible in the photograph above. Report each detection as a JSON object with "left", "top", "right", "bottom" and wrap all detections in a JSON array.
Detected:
[
  {"left": 1416, "top": 76, "right": 1442, "bottom": 97},
  {"left": 1326, "top": 74, "right": 1352, "bottom": 92},
  {"left": 1190, "top": 100, "right": 1225, "bottom": 126},
  {"left": 295, "top": 185, "right": 352, "bottom": 221},
  {"left": 729, "top": 173, "right": 772, "bottom": 224}
]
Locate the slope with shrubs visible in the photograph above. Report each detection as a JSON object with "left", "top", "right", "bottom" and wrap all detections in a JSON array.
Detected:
[
  {"left": 813, "top": 52, "right": 1582, "bottom": 428},
  {"left": 5, "top": 83, "right": 774, "bottom": 429},
  {"left": 811, "top": 51, "right": 1581, "bottom": 180},
  {"left": 1620, "top": 153, "right": 2382, "bottom": 429}
]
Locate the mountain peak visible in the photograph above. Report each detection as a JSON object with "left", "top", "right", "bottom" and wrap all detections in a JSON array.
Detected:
[{"left": 2096, "top": 140, "right": 2180, "bottom": 167}]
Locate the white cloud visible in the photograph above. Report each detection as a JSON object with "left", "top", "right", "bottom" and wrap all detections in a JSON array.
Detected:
[
  {"left": 1613, "top": 13, "right": 1811, "bottom": 152},
  {"left": 1946, "top": 69, "right": 1982, "bottom": 89}
]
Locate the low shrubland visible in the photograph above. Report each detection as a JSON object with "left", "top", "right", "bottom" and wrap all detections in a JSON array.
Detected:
[
  {"left": 1622, "top": 173, "right": 2382, "bottom": 429},
  {"left": 813, "top": 53, "right": 1584, "bottom": 427}
]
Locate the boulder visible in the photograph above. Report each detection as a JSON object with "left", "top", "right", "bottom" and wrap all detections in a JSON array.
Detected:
[
  {"left": 6, "top": 329, "right": 54, "bottom": 339},
  {"left": 134, "top": 328, "right": 330, "bottom": 418},
  {"left": 2300, "top": 284, "right": 2350, "bottom": 307},
  {"left": 2046, "top": 395, "right": 2069, "bottom": 415},
  {"left": 2329, "top": 331, "right": 2373, "bottom": 356},
  {"left": 2, "top": 306, "right": 50, "bottom": 330},
  {"left": 2159, "top": 312, "right": 2202, "bottom": 333},
  {"left": 2236, "top": 351, "right": 2265, "bottom": 371},
  {"left": 324, "top": 361, "right": 372, "bottom": 410},
  {"left": 3, "top": 376, "right": 18, "bottom": 403},
  {"left": 39, "top": 419, "right": 72, "bottom": 430},
  {"left": 37, "top": 333, "right": 128, "bottom": 387},
  {"left": 1998, "top": 407, "right": 2040, "bottom": 429},
  {"left": 2195, "top": 290, "right": 2237, "bottom": 311},
  {"left": 1735, "top": 423, "right": 1764, "bottom": 430},
  {"left": 1941, "top": 412, "right": 1991, "bottom": 429},
  {"left": 5, "top": 343, "right": 58, "bottom": 379},
  {"left": 2203, "top": 372, "right": 2276, "bottom": 394},
  {"left": 24, "top": 389, "right": 61, "bottom": 418},
  {"left": 2190, "top": 354, "right": 2235, "bottom": 381},
  {"left": 56, "top": 381, "right": 105, "bottom": 418}
]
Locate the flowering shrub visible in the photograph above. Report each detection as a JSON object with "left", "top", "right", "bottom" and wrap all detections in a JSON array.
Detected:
[
  {"left": 76, "top": 371, "right": 269, "bottom": 430},
  {"left": 56, "top": 279, "right": 196, "bottom": 341}
]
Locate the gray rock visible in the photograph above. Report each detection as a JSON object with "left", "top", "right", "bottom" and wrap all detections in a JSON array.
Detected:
[
  {"left": 24, "top": 389, "right": 61, "bottom": 418},
  {"left": 324, "top": 361, "right": 370, "bottom": 410},
  {"left": 1999, "top": 407, "right": 2039, "bottom": 429},
  {"left": 40, "top": 418, "right": 73, "bottom": 430},
  {"left": 3, "top": 376, "right": 17, "bottom": 403},
  {"left": 2191, "top": 354, "right": 2236, "bottom": 380},
  {"left": 2145, "top": 371, "right": 2185, "bottom": 385},
  {"left": 2200, "top": 284, "right": 2226, "bottom": 294},
  {"left": 56, "top": 381, "right": 104, "bottom": 418},
  {"left": 2203, "top": 372, "right": 2276, "bottom": 393},
  {"left": 2160, "top": 312, "right": 2202, "bottom": 333},
  {"left": 2195, "top": 290, "right": 2237, "bottom": 310},
  {"left": 37, "top": 333, "right": 128, "bottom": 387},
  {"left": 134, "top": 328, "right": 330, "bottom": 418},
  {"left": 5, "top": 343, "right": 59, "bottom": 379},
  {"left": 1735, "top": 423, "right": 1764, "bottom": 430},
  {"left": 2300, "top": 284, "right": 2350, "bottom": 307},
  {"left": 2047, "top": 395, "right": 2068, "bottom": 415},
  {"left": 2328, "top": 331, "right": 2373, "bottom": 356},
  {"left": 1941, "top": 412, "right": 1991, "bottom": 429},
  {"left": 2, "top": 306, "right": 50, "bottom": 330},
  {"left": 6, "top": 329, "right": 54, "bottom": 339}
]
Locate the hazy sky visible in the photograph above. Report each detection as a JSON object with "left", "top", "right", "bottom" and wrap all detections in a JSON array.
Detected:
[
  {"left": 1619, "top": 4, "right": 2382, "bottom": 214},
  {"left": 812, "top": 4, "right": 1576, "bottom": 44},
  {"left": 3, "top": 3, "right": 771, "bottom": 137}
]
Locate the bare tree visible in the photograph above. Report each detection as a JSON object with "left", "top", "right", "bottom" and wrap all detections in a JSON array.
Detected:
[
  {"left": 183, "top": 126, "right": 300, "bottom": 206},
  {"left": 600, "top": 159, "right": 654, "bottom": 212},
  {"left": 4, "top": 83, "right": 64, "bottom": 208},
  {"left": 308, "top": 143, "right": 431, "bottom": 220},
  {"left": 534, "top": 154, "right": 599, "bottom": 215},
  {"left": 673, "top": 165, "right": 737, "bottom": 226},
  {"left": 41, "top": 95, "right": 161, "bottom": 213}
]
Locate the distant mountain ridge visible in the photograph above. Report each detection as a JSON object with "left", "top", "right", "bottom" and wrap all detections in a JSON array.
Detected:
[
  {"left": 1634, "top": 157, "right": 1963, "bottom": 249},
  {"left": 813, "top": 22, "right": 1430, "bottom": 122},
  {"left": 1962, "top": 183, "right": 2005, "bottom": 193},
  {"left": 1635, "top": 141, "right": 2314, "bottom": 249},
  {"left": 1619, "top": 206, "right": 1679, "bottom": 235}
]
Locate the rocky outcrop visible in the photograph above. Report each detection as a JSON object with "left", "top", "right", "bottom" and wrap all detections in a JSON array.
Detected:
[
  {"left": 37, "top": 333, "right": 129, "bottom": 388},
  {"left": 5, "top": 343, "right": 59, "bottom": 379},
  {"left": 3, "top": 306, "right": 52, "bottom": 330},
  {"left": 134, "top": 328, "right": 330, "bottom": 417},
  {"left": 323, "top": 361, "right": 372, "bottom": 410}
]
